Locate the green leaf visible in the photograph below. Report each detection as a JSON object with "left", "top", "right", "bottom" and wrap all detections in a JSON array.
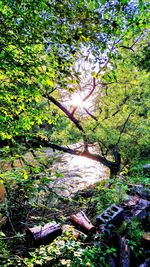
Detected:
[{"left": 100, "top": 0, "right": 106, "bottom": 4}]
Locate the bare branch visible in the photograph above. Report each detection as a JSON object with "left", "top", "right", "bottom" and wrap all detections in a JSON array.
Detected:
[
  {"left": 112, "top": 96, "right": 130, "bottom": 117},
  {"left": 83, "top": 77, "right": 96, "bottom": 102},
  {"left": 44, "top": 93, "right": 84, "bottom": 133},
  {"left": 43, "top": 93, "right": 91, "bottom": 152},
  {"left": 119, "top": 45, "right": 134, "bottom": 52},
  {"left": 130, "top": 33, "right": 144, "bottom": 50},
  {"left": 119, "top": 33, "right": 144, "bottom": 51},
  {"left": 83, "top": 107, "right": 98, "bottom": 121}
]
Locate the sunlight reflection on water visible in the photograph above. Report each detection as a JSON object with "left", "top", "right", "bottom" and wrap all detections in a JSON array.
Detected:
[{"left": 44, "top": 144, "right": 110, "bottom": 196}]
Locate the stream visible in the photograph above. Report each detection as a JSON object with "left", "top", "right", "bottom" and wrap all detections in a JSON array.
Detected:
[
  {"left": 40, "top": 146, "right": 109, "bottom": 197},
  {"left": 0, "top": 145, "right": 109, "bottom": 200}
]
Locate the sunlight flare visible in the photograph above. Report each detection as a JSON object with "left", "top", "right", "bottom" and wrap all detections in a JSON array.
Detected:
[
  {"left": 71, "top": 93, "right": 90, "bottom": 109},
  {"left": 71, "top": 94, "right": 84, "bottom": 107}
]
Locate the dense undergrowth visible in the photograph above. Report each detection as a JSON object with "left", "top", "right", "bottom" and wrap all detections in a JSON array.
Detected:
[{"left": 0, "top": 160, "right": 150, "bottom": 266}]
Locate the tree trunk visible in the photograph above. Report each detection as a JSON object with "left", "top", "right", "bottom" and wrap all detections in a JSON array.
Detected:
[
  {"left": 109, "top": 146, "right": 121, "bottom": 176},
  {"left": 110, "top": 163, "right": 121, "bottom": 176}
]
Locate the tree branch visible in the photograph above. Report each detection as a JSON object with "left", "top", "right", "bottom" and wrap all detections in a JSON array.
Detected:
[
  {"left": 44, "top": 93, "right": 84, "bottom": 133},
  {"left": 119, "top": 45, "right": 134, "bottom": 52},
  {"left": 112, "top": 95, "right": 130, "bottom": 117},
  {"left": 83, "top": 107, "right": 98, "bottom": 121},
  {"left": 83, "top": 77, "right": 96, "bottom": 102},
  {"left": 27, "top": 137, "right": 119, "bottom": 170},
  {"left": 71, "top": 77, "right": 96, "bottom": 115},
  {"left": 116, "top": 112, "right": 132, "bottom": 145}
]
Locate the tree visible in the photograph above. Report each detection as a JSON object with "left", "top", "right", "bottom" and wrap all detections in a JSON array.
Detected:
[{"left": 0, "top": 0, "right": 149, "bottom": 175}]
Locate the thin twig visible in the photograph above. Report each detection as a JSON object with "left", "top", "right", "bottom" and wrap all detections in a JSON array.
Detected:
[{"left": 116, "top": 112, "right": 133, "bottom": 145}]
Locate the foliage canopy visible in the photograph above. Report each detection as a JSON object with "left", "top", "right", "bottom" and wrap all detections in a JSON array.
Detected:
[{"left": 0, "top": 0, "right": 150, "bottom": 172}]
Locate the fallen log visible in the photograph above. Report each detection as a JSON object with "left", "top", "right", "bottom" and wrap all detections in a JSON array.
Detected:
[
  {"left": 26, "top": 223, "right": 62, "bottom": 247},
  {"left": 69, "top": 211, "right": 95, "bottom": 234}
]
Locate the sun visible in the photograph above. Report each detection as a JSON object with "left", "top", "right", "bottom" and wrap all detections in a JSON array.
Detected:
[{"left": 71, "top": 94, "right": 84, "bottom": 107}]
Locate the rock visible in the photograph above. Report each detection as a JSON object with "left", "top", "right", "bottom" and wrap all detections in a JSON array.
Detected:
[
  {"left": 133, "top": 209, "right": 147, "bottom": 220},
  {"left": 131, "top": 198, "right": 150, "bottom": 220},
  {"left": 130, "top": 185, "right": 150, "bottom": 201},
  {"left": 123, "top": 195, "right": 150, "bottom": 221},
  {"left": 126, "top": 194, "right": 140, "bottom": 207}
]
